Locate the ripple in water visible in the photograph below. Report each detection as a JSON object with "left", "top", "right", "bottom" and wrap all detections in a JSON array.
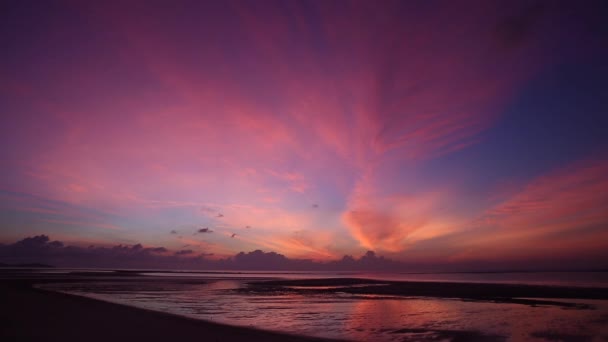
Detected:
[{"left": 40, "top": 279, "right": 608, "bottom": 341}]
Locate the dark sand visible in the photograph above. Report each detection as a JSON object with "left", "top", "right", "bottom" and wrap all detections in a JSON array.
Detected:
[
  {"left": 243, "top": 278, "right": 608, "bottom": 309},
  {"left": 0, "top": 279, "right": 339, "bottom": 342},
  {"left": 3, "top": 273, "right": 607, "bottom": 341}
]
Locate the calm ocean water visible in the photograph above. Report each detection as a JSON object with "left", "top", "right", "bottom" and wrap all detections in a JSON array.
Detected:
[{"left": 39, "top": 271, "right": 608, "bottom": 341}]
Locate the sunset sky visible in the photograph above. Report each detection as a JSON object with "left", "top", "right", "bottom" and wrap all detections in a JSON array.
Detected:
[{"left": 1, "top": 1, "right": 607, "bottom": 269}]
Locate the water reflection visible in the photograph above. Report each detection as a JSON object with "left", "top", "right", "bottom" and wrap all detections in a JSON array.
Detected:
[{"left": 40, "top": 279, "right": 608, "bottom": 341}]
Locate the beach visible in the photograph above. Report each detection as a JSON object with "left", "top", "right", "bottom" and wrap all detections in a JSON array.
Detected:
[
  {"left": 2, "top": 270, "right": 608, "bottom": 341},
  {"left": 0, "top": 278, "right": 336, "bottom": 342}
]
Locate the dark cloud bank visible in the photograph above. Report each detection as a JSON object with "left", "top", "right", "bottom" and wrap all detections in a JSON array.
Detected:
[
  {"left": 0, "top": 235, "right": 403, "bottom": 271},
  {"left": 3, "top": 236, "right": 605, "bottom": 272}
]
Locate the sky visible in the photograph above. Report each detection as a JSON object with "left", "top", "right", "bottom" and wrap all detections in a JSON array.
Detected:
[{"left": 1, "top": 0, "right": 608, "bottom": 270}]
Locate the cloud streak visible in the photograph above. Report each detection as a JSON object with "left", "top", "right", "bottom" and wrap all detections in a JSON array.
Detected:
[
  {"left": 1, "top": 1, "right": 605, "bottom": 269},
  {"left": 411, "top": 157, "right": 608, "bottom": 266}
]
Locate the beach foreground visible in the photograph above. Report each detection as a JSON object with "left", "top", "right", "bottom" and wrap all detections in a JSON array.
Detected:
[
  {"left": 0, "top": 279, "right": 336, "bottom": 342},
  {"left": 3, "top": 270, "right": 608, "bottom": 341}
]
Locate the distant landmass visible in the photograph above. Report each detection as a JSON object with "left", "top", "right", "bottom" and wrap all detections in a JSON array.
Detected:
[{"left": 0, "top": 262, "right": 54, "bottom": 268}]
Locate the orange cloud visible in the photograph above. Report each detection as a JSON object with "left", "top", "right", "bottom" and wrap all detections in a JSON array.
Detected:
[
  {"left": 342, "top": 169, "right": 456, "bottom": 252},
  {"left": 446, "top": 157, "right": 608, "bottom": 262},
  {"left": 1, "top": 1, "right": 564, "bottom": 261}
]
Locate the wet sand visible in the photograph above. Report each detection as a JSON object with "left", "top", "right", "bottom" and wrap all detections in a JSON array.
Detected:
[
  {"left": 243, "top": 278, "right": 608, "bottom": 308},
  {"left": 3, "top": 273, "right": 608, "bottom": 341},
  {"left": 0, "top": 279, "right": 339, "bottom": 342}
]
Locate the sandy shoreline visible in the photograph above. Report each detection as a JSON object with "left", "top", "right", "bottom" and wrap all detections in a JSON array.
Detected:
[
  {"left": 3, "top": 272, "right": 608, "bottom": 341},
  {"left": 0, "top": 279, "right": 340, "bottom": 342}
]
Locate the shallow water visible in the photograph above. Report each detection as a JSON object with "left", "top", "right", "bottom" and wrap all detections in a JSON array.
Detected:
[
  {"left": 39, "top": 272, "right": 608, "bottom": 341},
  {"left": 30, "top": 269, "right": 608, "bottom": 287}
]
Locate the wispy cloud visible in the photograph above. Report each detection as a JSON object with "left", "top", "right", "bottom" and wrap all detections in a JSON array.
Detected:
[
  {"left": 425, "top": 157, "right": 608, "bottom": 263},
  {"left": 0, "top": 1, "right": 596, "bottom": 268}
]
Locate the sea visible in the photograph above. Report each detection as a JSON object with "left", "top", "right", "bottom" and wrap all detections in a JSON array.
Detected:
[{"left": 33, "top": 270, "right": 608, "bottom": 341}]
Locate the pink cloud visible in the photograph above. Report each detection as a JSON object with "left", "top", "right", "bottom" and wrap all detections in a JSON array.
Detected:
[
  {"left": 1, "top": 1, "right": 567, "bottom": 261},
  {"left": 342, "top": 168, "right": 456, "bottom": 252},
  {"left": 482, "top": 158, "right": 608, "bottom": 235},
  {"left": 440, "top": 157, "right": 608, "bottom": 262}
]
